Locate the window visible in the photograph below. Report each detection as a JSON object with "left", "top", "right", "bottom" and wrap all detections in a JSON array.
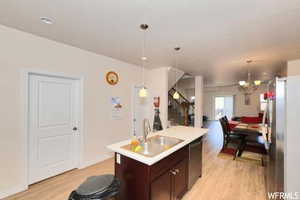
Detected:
[
  {"left": 260, "top": 94, "right": 267, "bottom": 111},
  {"left": 214, "top": 96, "right": 234, "bottom": 120}
]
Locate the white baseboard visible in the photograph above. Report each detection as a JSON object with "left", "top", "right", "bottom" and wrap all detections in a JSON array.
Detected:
[
  {"left": 79, "top": 154, "right": 113, "bottom": 169},
  {"left": 0, "top": 184, "right": 28, "bottom": 199}
]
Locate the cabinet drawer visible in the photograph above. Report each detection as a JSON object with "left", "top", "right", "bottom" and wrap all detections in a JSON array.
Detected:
[{"left": 150, "top": 146, "right": 188, "bottom": 181}]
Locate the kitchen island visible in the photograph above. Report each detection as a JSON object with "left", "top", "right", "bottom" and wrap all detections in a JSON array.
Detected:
[{"left": 107, "top": 126, "right": 208, "bottom": 200}]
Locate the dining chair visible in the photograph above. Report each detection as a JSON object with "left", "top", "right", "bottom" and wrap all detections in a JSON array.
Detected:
[
  {"left": 224, "top": 115, "right": 229, "bottom": 122},
  {"left": 223, "top": 116, "right": 230, "bottom": 132},
  {"left": 223, "top": 115, "right": 240, "bottom": 134},
  {"left": 219, "top": 118, "right": 245, "bottom": 159}
]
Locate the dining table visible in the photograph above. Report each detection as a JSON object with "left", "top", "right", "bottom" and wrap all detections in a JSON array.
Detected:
[
  {"left": 230, "top": 121, "right": 270, "bottom": 143},
  {"left": 233, "top": 122, "right": 262, "bottom": 132}
]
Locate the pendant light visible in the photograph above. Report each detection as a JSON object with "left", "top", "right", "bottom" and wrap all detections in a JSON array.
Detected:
[
  {"left": 173, "top": 90, "right": 180, "bottom": 99},
  {"left": 173, "top": 47, "right": 181, "bottom": 100},
  {"left": 238, "top": 59, "right": 262, "bottom": 94},
  {"left": 139, "top": 24, "right": 149, "bottom": 98}
]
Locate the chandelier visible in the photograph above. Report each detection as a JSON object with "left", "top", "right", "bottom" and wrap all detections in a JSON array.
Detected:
[{"left": 238, "top": 60, "right": 261, "bottom": 94}]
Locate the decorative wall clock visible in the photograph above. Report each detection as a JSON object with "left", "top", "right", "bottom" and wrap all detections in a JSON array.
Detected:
[{"left": 106, "top": 71, "right": 119, "bottom": 85}]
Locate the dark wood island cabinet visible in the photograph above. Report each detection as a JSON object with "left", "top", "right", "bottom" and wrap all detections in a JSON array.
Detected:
[{"left": 115, "top": 145, "right": 191, "bottom": 200}]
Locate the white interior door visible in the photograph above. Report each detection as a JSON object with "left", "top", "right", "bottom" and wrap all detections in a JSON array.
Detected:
[
  {"left": 28, "top": 73, "right": 79, "bottom": 184},
  {"left": 132, "top": 86, "right": 148, "bottom": 137}
]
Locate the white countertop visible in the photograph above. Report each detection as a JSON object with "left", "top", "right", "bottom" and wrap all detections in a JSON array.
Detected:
[{"left": 107, "top": 126, "right": 208, "bottom": 166}]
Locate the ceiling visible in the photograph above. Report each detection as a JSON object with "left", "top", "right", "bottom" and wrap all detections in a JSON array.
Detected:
[{"left": 1, "top": 0, "right": 300, "bottom": 86}]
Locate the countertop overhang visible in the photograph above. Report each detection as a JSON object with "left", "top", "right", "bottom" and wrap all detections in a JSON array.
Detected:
[{"left": 107, "top": 126, "right": 208, "bottom": 166}]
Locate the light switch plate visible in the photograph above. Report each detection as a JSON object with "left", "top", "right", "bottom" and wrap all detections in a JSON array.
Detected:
[{"left": 116, "top": 153, "right": 121, "bottom": 164}]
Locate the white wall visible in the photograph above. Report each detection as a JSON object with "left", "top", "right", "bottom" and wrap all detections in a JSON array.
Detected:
[
  {"left": 146, "top": 67, "right": 169, "bottom": 129},
  {"left": 287, "top": 59, "right": 300, "bottom": 76},
  {"left": 286, "top": 59, "right": 300, "bottom": 193},
  {"left": 0, "top": 25, "right": 149, "bottom": 198},
  {"left": 168, "top": 68, "right": 184, "bottom": 90},
  {"left": 203, "top": 84, "right": 268, "bottom": 120},
  {"left": 195, "top": 76, "right": 203, "bottom": 128}
]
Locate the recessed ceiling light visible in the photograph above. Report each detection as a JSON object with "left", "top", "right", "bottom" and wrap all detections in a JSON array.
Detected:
[{"left": 40, "top": 17, "right": 53, "bottom": 24}]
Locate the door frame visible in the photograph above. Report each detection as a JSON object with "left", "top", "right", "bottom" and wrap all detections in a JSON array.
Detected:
[
  {"left": 212, "top": 95, "right": 235, "bottom": 120},
  {"left": 20, "top": 69, "right": 84, "bottom": 189}
]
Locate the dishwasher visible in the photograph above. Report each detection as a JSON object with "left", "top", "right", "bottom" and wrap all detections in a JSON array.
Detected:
[{"left": 188, "top": 136, "right": 203, "bottom": 189}]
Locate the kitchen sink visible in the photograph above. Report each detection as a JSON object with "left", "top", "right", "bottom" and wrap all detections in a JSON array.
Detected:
[{"left": 121, "top": 135, "right": 184, "bottom": 157}]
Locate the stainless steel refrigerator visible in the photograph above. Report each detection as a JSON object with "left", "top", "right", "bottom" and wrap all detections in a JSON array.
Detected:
[{"left": 265, "top": 77, "right": 286, "bottom": 196}]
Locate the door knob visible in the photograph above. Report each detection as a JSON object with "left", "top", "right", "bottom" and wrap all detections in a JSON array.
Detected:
[
  {"left": 73, "top": 127, "right": 78, "bottom": 131},
  {"left": 174, "top": 169, "right": 180, "bottom": 173}
]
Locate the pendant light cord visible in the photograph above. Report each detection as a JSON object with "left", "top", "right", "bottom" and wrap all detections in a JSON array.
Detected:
[
  {"left": 174, "top": 47, "right": 180, "bottom": 91},
  {"left": 175, "top": 53, "right": 177, "bottom": 91},
  {"left": 142, "top": 28, "right": 146, "bottom": 87}
]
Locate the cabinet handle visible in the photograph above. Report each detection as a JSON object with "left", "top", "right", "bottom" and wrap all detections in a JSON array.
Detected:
[
  {"left": 174, "top": 169, "right": 180, "bottom": 173},
  {"left": 170, "top": 170, "right": 176, "bottom": 175}
]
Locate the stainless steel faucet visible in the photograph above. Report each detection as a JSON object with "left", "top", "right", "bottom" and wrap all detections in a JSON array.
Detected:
[{"left": 143, "top": 119, "right": 151, "bottom": 143}]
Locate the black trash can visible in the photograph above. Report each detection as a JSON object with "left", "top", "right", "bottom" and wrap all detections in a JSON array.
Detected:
[{"left": 68, "top": 174, "right": 120, "bottom": 200}]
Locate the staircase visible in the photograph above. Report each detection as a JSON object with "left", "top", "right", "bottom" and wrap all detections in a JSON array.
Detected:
[{"left": 168, "top": 87, "right": 194, "bottom": 126}]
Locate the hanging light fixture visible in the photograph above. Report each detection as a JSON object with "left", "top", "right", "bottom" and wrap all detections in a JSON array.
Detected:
[
  {"left": 173, "top": 90, "right": 180, "bottom": 99},
  {"left": 173, "top": 47, "right": 181, "bottom": 100},
  {"left": 139, "top": 24, "right": 149, "bottom": 98},
  {"left": 254, "top": 80, "right": 262, "bottom": 86},
  {"left": 238, "top": 59, "right": 261, "bottom": 94}
]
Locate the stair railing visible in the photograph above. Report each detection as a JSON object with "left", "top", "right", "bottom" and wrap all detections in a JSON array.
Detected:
[{"left": 168, "top": 88, "right": 194, "bottom": 126}]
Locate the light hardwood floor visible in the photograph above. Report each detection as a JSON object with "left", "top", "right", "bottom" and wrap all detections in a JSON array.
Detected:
[{"left": 5, "top": 121, "right": 266, "bottom": 200}]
